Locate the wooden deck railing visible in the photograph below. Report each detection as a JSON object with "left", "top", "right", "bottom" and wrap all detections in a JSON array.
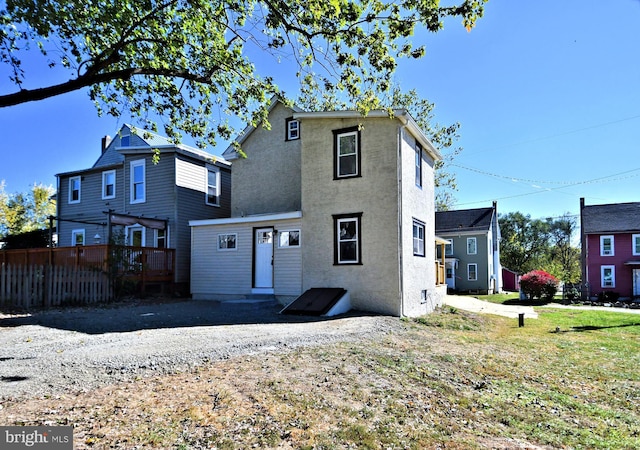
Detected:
[
  {"left": 0, "top": 245, "right": 175, "bottom": 287},
  {"left": 435, "top": 261, "right": 446, "bottom": 286}
]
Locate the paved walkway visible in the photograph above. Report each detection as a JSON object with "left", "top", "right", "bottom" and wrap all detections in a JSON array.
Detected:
[
  {"left": 443, "top": 295, "right": 538, "bottom": 319},
  {"left": 443, "top": 295, "right": 640, "bottom": 318}
]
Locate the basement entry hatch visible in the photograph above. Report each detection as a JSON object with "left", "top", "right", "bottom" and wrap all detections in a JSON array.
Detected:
[{"left": 280, "top": 288, "right": 351, "bottom": 317}]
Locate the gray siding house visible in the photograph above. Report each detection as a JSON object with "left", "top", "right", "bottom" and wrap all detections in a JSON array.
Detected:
[
  {"left": 56, "top": 125, "right": 231, "bottom": 290},
  {"left": 190, "top": 99, "right": 445, "bottom": 317},
  {"left": 435, "top": 203, "right": 502, "bottom": 294}
]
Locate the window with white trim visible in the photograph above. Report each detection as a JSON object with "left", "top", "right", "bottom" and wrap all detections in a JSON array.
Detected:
[
  {"left": 633, "top": 234, "right": 640, "bottom": 256},
  {"left": 102, "top": 170, "right": 116, "bottom": 199},
  {"left": 334, "top": 213, "right": 362, "bottom": 264},
  {"left": 413, "top": 220, "right": 425, "bottom": 257},
  {"left": 600, "top": 235, "right": 614, "bottom": 256},
  {"left": 467, "top": 237, "right": 477, "bottom": 255},
  {"left": 155, "top": 228, "right": 168, "bottom": 248},
  {"left": 415, "top": 143, "right": 423, "bottom": 188},
  {"left": 130, "top": 159, "right": 146, "bottom": 204},
  {"left": 333, "top": 126, "right": 360, "bottom": 179},
  {"left": 445, "top": 239, "right": 453, "bottom": 256},
  {"left": 206, "top": 166, "right": 220, "bottom": 206},
  {"left": 468, "top": 263, "right": 478, "bottom": 281},
  {"left": 601, "top": 265, "right": 615, "bottom": 288},
  {"left": 217, "top": 233, "right": 237, "bottom": 251},
  {"left": 286, "top": 118, "right": 300, "bottom": 141},
  {"left": 126, "top": 225, "right": 145, "bottom": 247},
  {"left": 71, "top": 229, "right": 85, "bottom": 246},
  {"left": 69, "top": 176, "right": 81, "bottom": 204},
  {"left": 278, "top": 230, "right": 300, "bottom": 248}
]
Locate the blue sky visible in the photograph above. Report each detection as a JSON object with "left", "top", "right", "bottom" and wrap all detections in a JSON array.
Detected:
[{"left": 1, "top": 0, "right": 639, "bottom": 221}]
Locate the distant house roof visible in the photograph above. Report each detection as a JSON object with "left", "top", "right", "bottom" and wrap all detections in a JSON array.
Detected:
[
  {"left": 581, "top": 201, "right": 640, "bottom": 234},
  {"left": 435, "top": 207, "right": 495, "bottom": 233}
]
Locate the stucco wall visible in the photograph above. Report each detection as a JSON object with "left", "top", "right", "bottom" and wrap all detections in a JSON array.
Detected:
[
  {"left": 230, "top": 103, "right": 302, "bottom": 217},
  {"left": 299, "top": 116, "right": 405, "bottom": 315}
]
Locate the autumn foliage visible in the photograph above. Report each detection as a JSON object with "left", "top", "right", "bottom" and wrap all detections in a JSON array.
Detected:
[{"left": 520, "top": 270, "right": 558, "bottom": 300}]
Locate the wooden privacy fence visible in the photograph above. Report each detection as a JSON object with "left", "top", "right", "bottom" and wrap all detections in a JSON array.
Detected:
[{"left": 0, "top": 264, "right": 112, "bottom": 308}]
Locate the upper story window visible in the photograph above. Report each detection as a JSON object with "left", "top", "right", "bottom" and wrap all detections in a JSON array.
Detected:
[
  {"left": 102, "top": 170, "right": 116, "bottom": 200},
  {"left": 130, "top": 159, "right": 146, "bottom": 204},
  {"left": 415, "top": 143, "right": 423, "bottom": 188},
  {"left": 69, "top": 176, "right": 81, "bottom": 204},
  {"left": 633, "top": 234, "right": 640, "bottom": 256},
  {"left": 600, "top": 235, "right": 614, "bottom": 256},
  {"left": 206, "top": 166, "right": 220, "bottom": 206},
  {"left": 334, "top": 213, "right": 362, "bottom": 265},
  {"left": 286, "top": 118, "right": 300, "bottom": 141},
  {"left": 467, "top": 237, "right": 477, "bottom": 255},
  {"left": 413, "top": 219, "right": 425, "bottom": 257},
  {"left": 333, "top": 126, "right": 361, "bottom": 179},
  {"left": 445, "top": 239, "right": 453, "bottom": 256}
]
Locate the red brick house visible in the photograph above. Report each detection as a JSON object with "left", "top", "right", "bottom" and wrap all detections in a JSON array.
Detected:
[{"left": 580, "top": 198, "right": 640, "bottom": 300}]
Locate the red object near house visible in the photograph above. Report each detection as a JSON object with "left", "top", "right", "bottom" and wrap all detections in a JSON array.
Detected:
[
  {"left": 502, "top": 267, "right": 520, "bottom": 292},
  {"left": 580, "top": 198, "right": 640, "bottom": 300}
]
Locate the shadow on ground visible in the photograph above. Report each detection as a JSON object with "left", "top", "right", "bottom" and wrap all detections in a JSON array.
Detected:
[{"left": 0, "top": 299, "right": 377, "bottom": 335}]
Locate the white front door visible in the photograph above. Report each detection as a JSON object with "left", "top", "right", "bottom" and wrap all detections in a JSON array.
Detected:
[
  {"left": 254, "top": 228, "right": 274, "bottom": 291},
  {"left": 633, "top": 269, "right": 640, "bottom": 297}
]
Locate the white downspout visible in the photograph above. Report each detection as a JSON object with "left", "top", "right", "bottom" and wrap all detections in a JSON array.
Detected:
[{"left": 397, "top": 124, "right": 405, "bottom": 317}]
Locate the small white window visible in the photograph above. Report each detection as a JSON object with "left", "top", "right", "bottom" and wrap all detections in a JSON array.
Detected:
[
  {"left": 445, "top": 239, "right": 453, "bottom": 256},
  {"left": 335, "top": 215, "right": 361, "bottom": 264},
  {"left": 413, "top": 220, "right": 425, "bottom": 257},
  {"left": 102, "top": 170, "right": 116, "bottom": 199},
  {"left": 334, "top": 127, "right": 360, "bottom": 179},
  {"left": 126, "top": 225, "right": 145, "bottom": 247},
  {"left": 71, "top": 229, "right": 85, "bottom": 246},
  {"left": 155, "top": 228, "right": 168, "bottom": 248},
  {"left": 415, "top": 143, "right": 423, "bottom": 188},
  {"left": 130, "top": 159, "right": 146, "bottom": 204},
  {"left": 218, "top": 233, "right": 237, "bottom": 251},
  {"left": 286, "top": 118, "right": 300, "bottom": 140},
  {"left": 468, "top": 263, "right": 478, "bottom": 281},
  {"left": 633, "top": 234, "right": 640, "bottom": 256},
  {"left": 467, "top": 237, "right": 477, "bottom": 255},
  {"left": 278, "top": 230, "right": 300, "bottom": 248},
  {"left": 206, "top": 167, "right": 220, "bottom": 206},
  {"left": 69, "top": 176, "right": 81, "bottom": 204},
  {"left": 600, "top": 235, "right": 614, "bottom": 256},
  {"left": 601, "top": 265, "right": 615, "bottom": 288}
]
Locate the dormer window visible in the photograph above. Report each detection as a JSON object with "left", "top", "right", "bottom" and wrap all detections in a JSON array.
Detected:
[
  {"left": 286, "top": 118, "right": 300, "bottom": 141},
  {"left": 120, "top": 128, "right": 130, "bottom": 147}
]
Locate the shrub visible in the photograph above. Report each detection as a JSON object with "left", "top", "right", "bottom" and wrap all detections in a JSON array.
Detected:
[
  {"left": 597, "top": 291, "right": 620, "bottom": 303},
  {"left": 520, "top": 270, "right": 559, "bottom": 300}
]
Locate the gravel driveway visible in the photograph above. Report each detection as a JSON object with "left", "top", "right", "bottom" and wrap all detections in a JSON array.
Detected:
[{"left": 0, "top": 299, "right": 399, "bottom": 401}]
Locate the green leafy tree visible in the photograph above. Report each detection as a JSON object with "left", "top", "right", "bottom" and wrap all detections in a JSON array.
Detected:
[
  {"left": 0, "top": 0, "right": 485, "bottom": 148},
  {"left": 544, "top": 214, "right": 581, "bottom": 283},
  {"left": 0, "top": 182, "right": 56, "bottom": 238},
  {"left": 499, "top": 212, "right": 552, "bottom": 276},
  {"left": 297, "top": 81, "right": 462, "bottom": 210}
]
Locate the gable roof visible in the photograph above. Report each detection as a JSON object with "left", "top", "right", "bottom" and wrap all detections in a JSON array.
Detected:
[
  {"left": 581, "top": 201, "right": 640, "bottom": 234},
  {"left": 222, "top": 96, "right": 303, "bottom": 160},
  {"left": 435, "top": 207, "right": 495, "bottom": 233},
  {"left": 91, "top": 124, "right": 227, "bottom": 169}
]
